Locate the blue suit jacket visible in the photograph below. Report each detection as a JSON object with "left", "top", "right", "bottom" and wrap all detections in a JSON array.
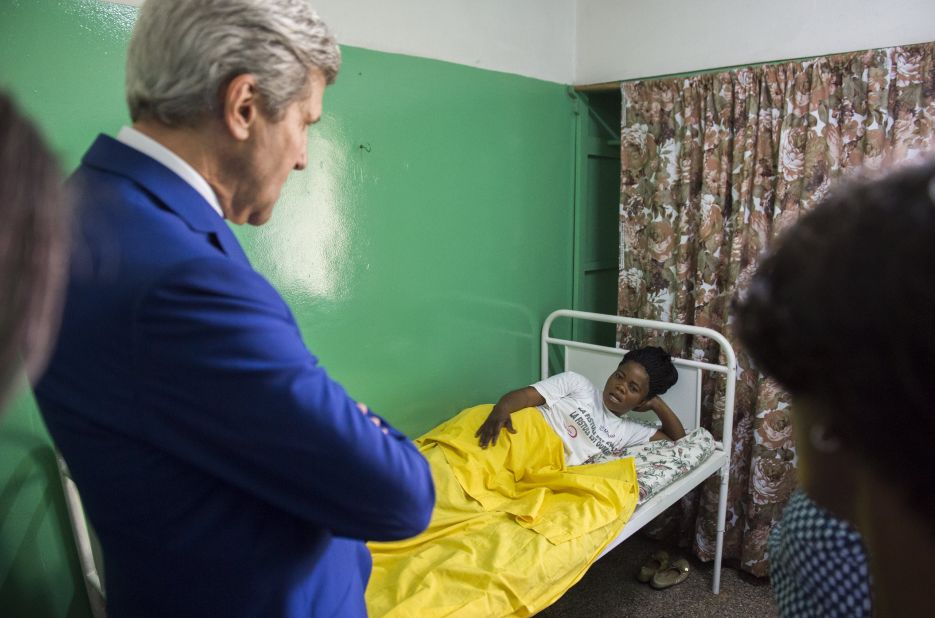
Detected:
[{"left": 36, "top": 136, "right": 435, "bottom": 617}]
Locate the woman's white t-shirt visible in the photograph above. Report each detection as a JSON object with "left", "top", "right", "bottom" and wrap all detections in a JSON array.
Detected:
[{"left": 531, "top": 371, "right": 657, "bottom": 466}]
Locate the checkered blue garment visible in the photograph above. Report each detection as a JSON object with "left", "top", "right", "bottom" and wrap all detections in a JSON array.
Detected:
[{"left": 769, "top": 489, "right": 872, "bottom": 617}]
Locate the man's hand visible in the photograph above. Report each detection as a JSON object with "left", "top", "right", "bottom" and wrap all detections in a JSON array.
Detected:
[
  {"left": 357, "top": 402, "right": 389, "bottom": 435},
  {"left": 475, "top": 407, "right": 517, "bottom": 448}
]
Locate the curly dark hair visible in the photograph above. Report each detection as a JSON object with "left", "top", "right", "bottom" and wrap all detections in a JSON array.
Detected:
[
  {"left": 621, "top": 346, "right": 678, "bottom": 399},
  {"left": 0, "top": 92, "right": 68, "bottom": 409},
  {"left": 734, "top": 158, "right": 935, "bottom": 520}
]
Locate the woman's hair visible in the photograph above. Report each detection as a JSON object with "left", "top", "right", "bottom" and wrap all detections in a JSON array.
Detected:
[
  {"left": 621, "top": 346, "right": 678, "bottom": 398},
  {"left": 734, "top": 158, "right": 935, "bottom": 519},
  {"left": 0, "top": 92, "right": 68, "bottom": 409},
  {"left": 126, "top": 0, "right": 341, "bottom": 126}
]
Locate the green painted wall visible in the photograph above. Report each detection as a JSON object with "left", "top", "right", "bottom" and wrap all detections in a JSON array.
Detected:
[{"left": 0, "top": 0, "right": 576, "bottom": 615}]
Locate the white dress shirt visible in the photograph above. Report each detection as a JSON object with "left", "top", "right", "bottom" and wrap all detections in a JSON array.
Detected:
[{"left": 116, "top": 126, "right": 224, "bottom": 218}]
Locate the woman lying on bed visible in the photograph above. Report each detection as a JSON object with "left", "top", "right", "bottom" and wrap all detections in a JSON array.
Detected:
[
  {"left": 368, "top": 347, "right": 697, "bottom": 616},
  {"left": 476, "top": 347, "right": 687, "bottom": 465}
]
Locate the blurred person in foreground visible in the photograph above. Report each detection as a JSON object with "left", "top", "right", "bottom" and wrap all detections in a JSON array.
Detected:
[
  {"left": 0, "top": 91, "right": 67, "bottom": 411},
  {"left": 735, "top": 158, "right": 935, "bottom": 618},
  {"left": 33, "top": 1, "right": 434, "bottom": 616}
]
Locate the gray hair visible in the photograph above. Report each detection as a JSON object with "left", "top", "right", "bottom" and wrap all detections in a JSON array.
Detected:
[{"left": 126, "top": 0, "right": 341, "bottom": 126}]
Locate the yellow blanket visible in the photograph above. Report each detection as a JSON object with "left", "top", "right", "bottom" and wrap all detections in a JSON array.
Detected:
[{"left": 366, "top": 405, "right": 639, "bottom": 617}]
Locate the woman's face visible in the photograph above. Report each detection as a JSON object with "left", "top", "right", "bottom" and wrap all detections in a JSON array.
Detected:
[{"left": 603, "top": 361, "right": 650, "bottom": 415}]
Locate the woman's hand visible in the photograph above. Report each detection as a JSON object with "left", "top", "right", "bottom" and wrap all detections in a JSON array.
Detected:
[
  {"left": 474, "top": 386, "right": 543, "bottom": 448},
  {"left": 642, "top": 396, "right": 687, "bottom": 442},
  {"left": 475, "top": 406, "right": 517, "bottom": 448},
  {"left": 633, "top": 396, "right": 660, "bottom": 413}
]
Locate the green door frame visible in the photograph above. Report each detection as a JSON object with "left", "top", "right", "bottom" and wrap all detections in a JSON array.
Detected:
[{"left": 570, "top": 90, "right": 621, "bottom": 346}]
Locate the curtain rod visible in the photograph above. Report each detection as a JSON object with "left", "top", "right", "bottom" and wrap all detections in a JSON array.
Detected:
[
  {"left": 573, "top": 81, "right": 620, "bottom": 93},
  {"left": 573, "top": 52, "right": 832, "bottom": 92},
  {"left": 572, "top": 39, "right": 935, "bottom": 92},
  {"left": 572, "top": 57, "right": 795, "bottom": 91},
  {"left": 570, "top": 58, "right": 799, "bottom": 94}
]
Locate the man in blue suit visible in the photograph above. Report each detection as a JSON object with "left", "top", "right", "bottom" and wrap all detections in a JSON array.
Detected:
[{"left": 35, "top": 1, "right": 434, "bottom": 616}]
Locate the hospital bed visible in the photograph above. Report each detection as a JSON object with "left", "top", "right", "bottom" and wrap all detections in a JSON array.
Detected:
[{"left": 542, "top": 309, "right": 737, "bottom": 594}]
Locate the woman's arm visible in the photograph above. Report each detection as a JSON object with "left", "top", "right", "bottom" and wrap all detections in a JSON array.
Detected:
[
  {"left": 641, "top": 397, "right": 687, "bottom": 442},
  {"left": 475, "top": 386, "right": 546, "bottom": 448}
]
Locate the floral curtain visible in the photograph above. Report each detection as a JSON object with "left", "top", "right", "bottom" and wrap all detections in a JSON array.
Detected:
[{"left": 618, "top": 42, "right": 935, "bottom": 576}]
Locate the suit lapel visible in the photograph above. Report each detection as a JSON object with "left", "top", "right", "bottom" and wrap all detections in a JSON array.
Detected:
[
  {"left": 82, "top": 134, "right": 252, "bottom": 267},
  {"left": 209, "top": 225, "right": 251, "bottom": 267}
]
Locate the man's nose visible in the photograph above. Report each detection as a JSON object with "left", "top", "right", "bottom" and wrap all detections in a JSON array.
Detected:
[{"left": 294, "top": 150, "right": 308, "bottom": 171}]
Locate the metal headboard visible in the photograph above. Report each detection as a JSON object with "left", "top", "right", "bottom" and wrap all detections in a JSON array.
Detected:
[{"left": 540, "top": 310, "right": 737, "bottom": 451}]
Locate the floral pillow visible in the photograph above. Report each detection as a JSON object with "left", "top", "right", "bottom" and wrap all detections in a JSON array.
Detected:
[{"left": 600, "top": 428, "right": 716, "bottom": 504}]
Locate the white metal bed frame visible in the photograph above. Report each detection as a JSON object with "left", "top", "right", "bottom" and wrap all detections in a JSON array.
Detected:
[{"left": 542, "top": 309, "right": 737, "bottom": 594}]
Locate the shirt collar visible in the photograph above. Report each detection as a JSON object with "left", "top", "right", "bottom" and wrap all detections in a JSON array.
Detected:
[{"left": 116, "top": 126, "right": 224, "bottom": 219}]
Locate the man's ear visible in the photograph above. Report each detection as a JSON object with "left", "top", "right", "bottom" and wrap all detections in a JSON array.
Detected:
[{"left": 222, "top": 74, "right": 259, "bottom": 142}]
